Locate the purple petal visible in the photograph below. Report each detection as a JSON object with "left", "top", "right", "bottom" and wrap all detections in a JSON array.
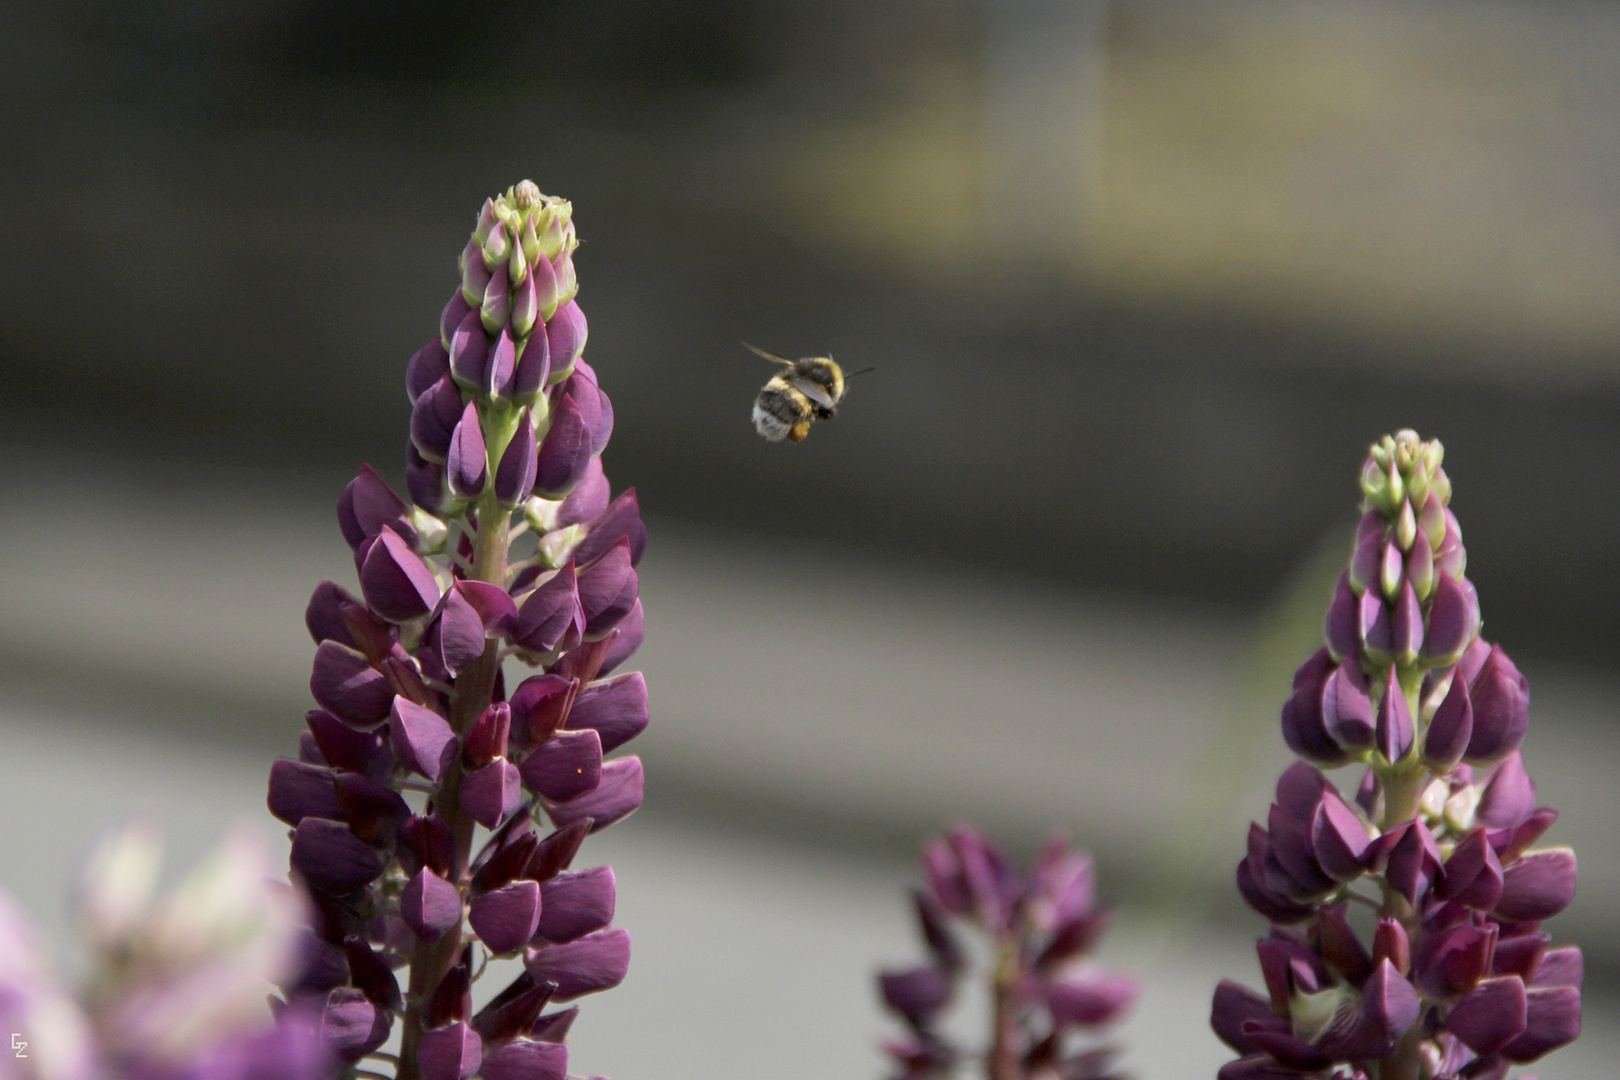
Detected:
[
  {"left": 534, "top": 393, "right": 594, "bottom": 498},
  {"left": 464, "top": 702, "right": 513, "bottom": 769},
  {"left": 513, "top": 563, "right": 583, "bottom": 654},
  {"left": 320, "top": 987, "right": 390, "bottom": 1063},
  {"left": 1424, "top": 572, "right": 1480, "bottom": 665},
  {"left": 1489, "top": 807, "right": 1558, "bottom": 863},
  {"left": 442, "top": 290, "right": 473, "bottom": 348},
  {"left": 448, "top": 401, "right": 488, "bottom": 499},
  {"left": 310, "top": 642, "right": 393, "bottom": 727},
  {"left": 307, "top": 709, "right": 392, "bottom": 781},
  {"left": 528, "top": 1008, "right": 577, "bottom": 1044},
  {"left": 576, "top": 539, "right": 638, "bottom": 637},
  {"left": 537, "top": 867, "right": 616, "bottom": 944},
  {"left": 390, "top": 697, "right": 457, "bottom": 782},
  {"left": 412, "top": 373, "right": 466, "bottom": 463},
  {"left": 555, "top": 458, "right": 609, "bottom": 528},
  {"left": 570, "top": 488, "right": 647, "bottom": 569},
  {"left": 509, "top": 674, "right": 574, "bottom": 751},
  {"left": 1383, "top": 821, "right": 1441, "bottom": 905},
  {"left": 407, "top": 444, "right": 452, "bottom": 514},
  {"left": 1492, "top": 933, "right": 1549, "bottom": 981},
  {"left": 512, "top": 321, "right": 551, "bottom": 405},
  {"left": 1210, "top": 980, "right": 1281, "bottom": 1054},
  {"left": 1391, "top": 581, "right": 1424, "bottom": 665},
  {"left": 1317, "top": 902, "right": 1372, "bottom": 983},
  {"left": 418, "top": 1022, "right": 482, "bottom": 1080},
  {"left": 338, "top": 465, "right": 415, "bottom": 550},
  {"left": 1373, "top": 916, "right": 1411, "bottom": 975},
  {"left": 431, "top": 586, "right": 487, "bottom": 677},
  {"left": 878, "top": 966, "right": 952, "bottom": 1022},
  {"left": 1360, "top": 590, "right": 1393, "bottom": 664},
  {"left": 1280, "top": 650, "right": 1350, "bottom": 766},
  {"left": 360, "top": 526, "right": 442, "bottom": 623},
  {"left": 1415, "top": 923, "right": 1498, "bottom": 1000},
  {"left": 268, "top": 759, "right": 341, "bottom": 826},
  {"left": 401, "top": 814, "right": 457, "bottom": 881},
  {"left": 401, "top": 868, "right": 463, "bottom": 942},
  {"left": 1494, "top": 848, "right": 1577, "bottom": 921},
  {"left": 486, "top": 325, "right": 518, "bottom": 402},
  {"left": 598, "top": 600, "right": 644, "bottom": 676},
  {"left": 1424, "top": 674, "right": 1474, "bottom": 772},
  {"left": 529, "top": 253, "right": 560, "bottom": 327},
  {"left": 1327, "top": 959, "right": 1420, "bottom": 1060},
  {"left": 1375, "top": 673, "right": 1414, "bottom": 764},
  {"left": 544, "top": 756, "right": 643, "bottom": 833},
  {"left": 461, "top": 759, "right": 523, "bottom": 829},
  {"left": 1324, "top": 573, "right": 1359, "bottom": 661},
  {"left": 1310, "top": 790, "right": 1371, "bottom": 881},
  {"left": 470, "top": 880, "right": 542, "bottom": 954},
  {"left": 344, "top": 937, "right": 402, "bottom": 1010},
  {"left": 545, "top": 300, "right": 587, "bottom": 376},
  {"left": 1531, "top": 946, "right": 1582, "bottom": 989},
  {"left": 1349, "top": 527, "right": 1382, "bottom": 593},
  {"left": 1321, "top": 659, "right": 1375, "bottom": 751},
  {"left": 456, "top": 580, "right": 517, "bottom": 637},
  {"left": 566, "top": 673, "right": 648, "bottom": 753},
  {"left": 521, "top": 728, "right": 603, "bottom": 802},
  {"left": 496, "top": 408, "right": 539, "bottom": 506},
  {"left": 291, "top": 818, "right": 385, "bottom": 894},
  {"left": 1500, "top": 985, "right": 1582, "bottom": 1063},
  {"left": 408, "top": 338, "right": 452, "bottom": 402},
  {"left": 1438, "top": 829, "right": 1505, "bottom": 911},
  {"left": 1045, "top": 972, "right": 1138, "bottom": 1027},
  {"left": 1446, "top": 976, "right": 1528, "bottom": 1054},
  {"left": 1216, "top": 1054, "right": 1302, "bottom": 1080},
  {"left": 1465, "top": 645, "right": 1530, "bottom": 766},
  {"left": 1478, "top": 752, "right": 1537, "bottom": 828},
  {"left": 526, "top": 820, "right": 591, "bottom": 883},
  {"left": 305, "top": 580, "right": 361, "bottom": 648},
  {"left": 449, "top": 309, "right": 490, "bottom": 390},
  {"left": 525, "top": 928, "right": 630, "bottom": 1001},
  {"left": 478, "top": 1039, "right": 567, "bottom": 1080},
  {"left": 334, "top": 772, "right": 411, "bottom": 844}
]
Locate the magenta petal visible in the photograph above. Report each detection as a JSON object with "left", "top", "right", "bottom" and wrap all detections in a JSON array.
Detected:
[
  {"left": 568, "top": 672, "right": 649, "bottom": 752},
  {"left": 461, "top": 759, "right": 523, "bottom": 829},
  {"left": 360, "top": 526, "right": 442, "bottom": 623},
  {"left": 291, "top": 818, "right": 384, "bottom": 894},
  {"left": 1320, "top": 661, "right": 1374, "bottom": 751},
  {"left": 1360, "top": 590, "right": 1393, "bottom": 663},
  {"left": 533, "top": 392, "right": 594, "bottom": 498},
  {"left": 1446, "top": 976, "right": 1528, "bottom": 1054},
  {"left": 512, "top": 327, "right": 551, "bottom": 404},
  {"left": 447, "top": 401, "right": 488, "bottom": 499},
  {"left": 1500, "top": 985, "right": 1582, "bottom": 1063},
  {"left": 537, "top": 867, "right": 616, "bottom": 944},
  {"left": 521, "top": 728, "right": 603, "bottom": 802},
  {"left": 556, "top": 459, "right": 610, "bottom": 527},
  {"left": 1310, "top": 791, "right": 1370, "bottom": 881},
  {"left": 478, "top": 1039, "right": 567, "bottom": 1080},
  {"left": 470, "top": 880, "right": 542, "bottom": 954},
  {"left": 307, "top": 709, "right": 392, "bottom": 781},
  {"left": 1279, "top": 650, "right": 1349, "bottom": 766},
  {"left": 576, "top": 539, "right": 638, "bottom": 637},
  {"left": 1391, "top": 581, "right": 1423, "bottom": 665},
  {"left": 418, "top": 1022, "right": 482, "bottom": 1080},
  {"left": 1210, "top": 980, "right": 1281, "bottom": 1054},
  {"left": 1375, "top": 673, "right": 1414, "bottom": 764},
  {"left": 1478, "top": 752, "right": 1537, "bottom": 828},
  {"left": 543, "top": 756, "right": 643, "bottom": 833},
  {"left": 1045, "top": 972, "right": 1138, "bottom": 1027},
  {"left": 1415, "top": 923, "right": 1498, "bottom": 1000},
  {"left": 1494, "top": 848, "right": 1577, "bottom": 921},
  {"left": 401, "top": 868, "right": 463, "bottom": 942},
  {"left": 545, "top": 300, "right": 587, "bottom": 374},
  {"left": 1438, "top": 829, "right": 1504, "bottom": 910},
  {"left": 525, "top": 928, "right": 630, "bottom": 1001},
  {"left": 1531, "top": 946, "right": 1582, "bottom": 989},
  {"left": 486, "top": 325, "right": 518, "bottom": 402},
  {"left": 268, "top": 759, "right": 341, "bottom": 825},
  {"left": 390, "top": 698, "right": 456, "bottom": 782},
  {"left": 1424, "top": 572, "right": 1480, "bottom": 665},
  {"left": 496, "top": 408, "right": 538, "bottom": 506},
  {"left": 1324, "top": 572, "right": 1360, "bottom": 662},
  {"left": 1328, "top": 959, "right": 1420, "bottom": 1060},
  {"left": 310, "top": 642, "right": 393, "bottom": 727},
  {"left": 1384, "top": 821, "right": 1441, "bottom": 905}
]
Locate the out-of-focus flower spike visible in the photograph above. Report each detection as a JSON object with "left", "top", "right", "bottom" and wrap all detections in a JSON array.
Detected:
[
  {"left": 470, "top": 880, "right": 542, "bottom": 955},
  {"left": 543, "top": 756, "right": 643, "bottom": 833},
  {"left": 879, "top": 967, "right": 952, "bottom": 1023},
  {"left": 525, "top": 928, "right": 631, "bottom": 1001},
  {"left": 447, "top": 402, "right": 489, "bottom": 499},
  {"left": 401, "top": 868, "right": 462, "bottom": 943},
  {"left": 1046, "top": 973, "right": 1138, "bottom": 1028}
]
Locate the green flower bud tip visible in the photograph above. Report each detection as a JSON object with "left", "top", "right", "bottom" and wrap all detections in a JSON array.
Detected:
[
  {"left": 538, "top": 522, "right": 587, "bottom": 568},
  {"left": 508, "top": 235, "right": 529, "bottom": 289},
  {"left": 520, "top": 215, "right": 541, "bottom": 268},
  {"left": 1420, "top": 493, "right": 1447, "bottom": 549},
  {"left": 1395, "top": 498, "right": 1418, "bottom": 552},
  {"left": 523, "top": 494, "right": 561, "bottom": 533},
  {"left": 482, "top": 221, "right": 511, "bottom": 270},
  {"left": 1385, "top": 458, "right": 1405, "bottom": 510},
  {"left": 409, "top": 507, "right": 450, "bottom": 554}
]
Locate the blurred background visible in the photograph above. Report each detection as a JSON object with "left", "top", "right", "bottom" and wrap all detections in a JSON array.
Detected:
[{"left": 2, "top": 0, "right": 1618, "bottom": 1075}]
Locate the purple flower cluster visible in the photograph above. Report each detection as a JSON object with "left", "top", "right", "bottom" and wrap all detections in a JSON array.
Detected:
[
  {"left": 879, "top": 828, "right": 1137, "bottom": 1080},
  {"left": 267, "top": 182, "right": 647, "bottom": 1080},
  {"left": 0, "top": 825, "right": 326, "bottom": 1080},
  {"left": 1215, "top": 431, "right": 1580, "bottom": 1080}
]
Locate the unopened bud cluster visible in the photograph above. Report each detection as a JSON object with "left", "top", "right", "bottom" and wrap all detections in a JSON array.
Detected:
[
  {"left": 879, "top": 828, "right": 1136, "bottom": 1080},
  {"left": 1216, "top": 431, "right": 1580, "bottom": 1080},
  {"left": 267, "top": 182, "right": 646, "bottom": 1080}
]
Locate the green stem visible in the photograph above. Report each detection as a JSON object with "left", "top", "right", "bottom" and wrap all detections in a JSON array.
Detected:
[
  {"left": 398, "top": 488, "right": 510, "bottom": 1080},
  {"left": 986, "top": 939, "right": 1023, "bottom": 1080}
]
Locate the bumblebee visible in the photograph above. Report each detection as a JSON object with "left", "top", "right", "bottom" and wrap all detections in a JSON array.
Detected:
[{"left": 746, "top": 343, "right": 868, "bottom": 442}]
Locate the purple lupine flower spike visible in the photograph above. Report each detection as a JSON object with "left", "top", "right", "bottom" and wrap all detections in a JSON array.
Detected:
[
  {"left": 879, "top": 831, "right": 1136, "bottom": 1080},
  {"left": 267, "top": 181, "right": 647, "bottom": 1080},
  {"left": 1214, "top": 430, "right": 1581, "bottom": 1079}
]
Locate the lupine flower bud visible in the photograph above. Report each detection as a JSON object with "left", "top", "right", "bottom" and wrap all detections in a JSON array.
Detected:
[
  {"left": 270, "top": 182, "right": 644, "bottom": 1080},
  {"left": 1215, "top": 430, "right": 1581, "bottom": 1078}
]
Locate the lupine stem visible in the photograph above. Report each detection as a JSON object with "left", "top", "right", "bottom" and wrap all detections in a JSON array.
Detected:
[{"left": 987, "top": 941, "right": 1022, "bottom": 1080}]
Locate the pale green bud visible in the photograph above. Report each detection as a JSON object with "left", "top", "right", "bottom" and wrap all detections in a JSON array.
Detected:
[
  {"left": 1395, "top": 498, "right": 1418, "bottom": 552},
  {"left": 538, "top": 523, "right": 588, "bottom": 568}
]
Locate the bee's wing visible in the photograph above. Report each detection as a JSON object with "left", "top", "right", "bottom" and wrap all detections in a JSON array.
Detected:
[
  {"left": 742, "top": 342, "right": 795, "bottom": 366},
  {"left": 790, "top": 376, "right": 836, "bottom": 409}
]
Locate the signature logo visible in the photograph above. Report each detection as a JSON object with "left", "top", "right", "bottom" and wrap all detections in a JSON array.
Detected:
[{"left": 10, "top": 1033, "right": 26, "bottom": 1058}]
